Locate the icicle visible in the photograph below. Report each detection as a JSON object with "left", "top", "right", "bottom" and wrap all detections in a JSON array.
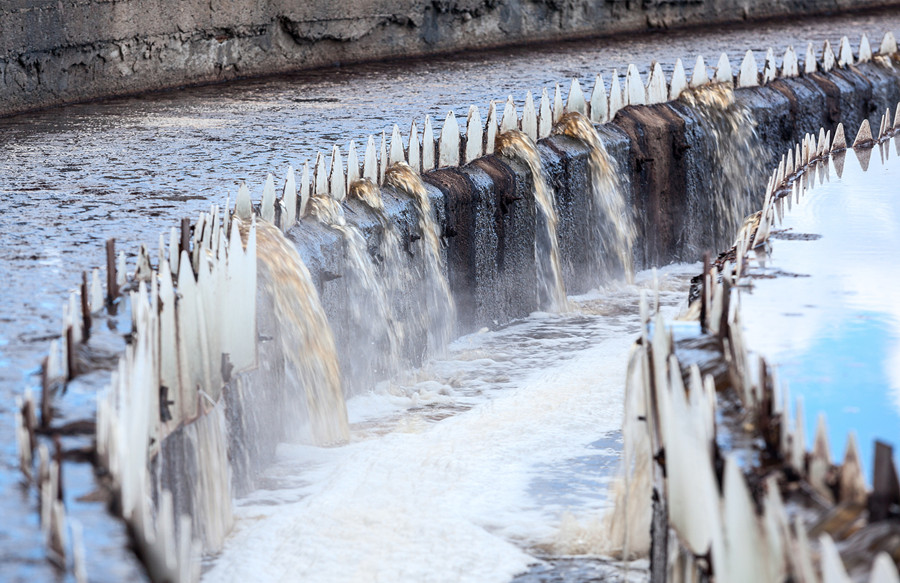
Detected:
[
  {"left": 783, "top": 46, "right": 799, "bottom": 77},
  {"left": 805, "top": 42, "right": 818, "bottom": 74},
  {"left": 809, "top": 413, "right": 833, "bottom": 501},
  {"left": 608, "top": 71, "right": 624, "bottom": 119},
  {"left": 116, "top": 251, "right": 127, "bottom": 286},
  {"left": 870, "top": 553, "right": 900, "bottom": 583},
  {"left": 283, "top": 165, "right": 297, "bottom": 227},
  {"left": 567, "top": 78, "right": 587, "bottom": 115},
  {"left": 553, "top": 83, "right": 563, "bottom": 123},
  {"left": 329, "top": 145, "right": 346, "bottom": 201},
  {"left": 389, "top": 124, "right": 405, "bottom": 166},
  {"left": 854, "top": 119, "right": 874, "bottom": 148},
  {"left": 299, "top": 161, "right": 311, "bottom": 217},
  {"left": 90, "top": 268, "right": 103, "bottom": 313},
  {"left": 722, "top": 455, "right": 766, "bottom": 583},
  {"left": 522, "top": 92, "right": 537, "bottom": 143},
  {"left": 438, "top": 111, "right": 460, "bottom": 168},
  {"left": 670, "top": 59, "right": 687, "bottom": 100},
  {"left": 823, "top": 40, "right": 836, "bottom": 72},
  {"left": 715, "top": 52, "right": 733, "bottom": 85},
  {"left": 422, "top": 116, "right": 436, "bottom": 171},
  {"left": 646, "top": 62, "right": 667, "bottom": 104},
  {"left": 590, "top": 74, "right": 609, "bottom": 123},
  {"left": 364, "top": 135, "right": 378, "bottom": 182},
  {"left": 314, "top": 152, "right": 328, "bottom": 196},
  {"left": 260, "top": 173, "right": 276, "bottom": 221},
  {"left": 500, "top": 96, "right": 518, "bottom": 133},
  {"left": 820, "top": 534, "right": 853, "bottom": 583},
  {"left": 859, "top": 33, "right": 872, "bottom": 63},
  {"left": 379, "top": 130, "right": 388, "bottom": 184},
  {"left": 347, "top": 142, "right": 360, "bottom": 186},
  {"left": 738, "top": 50, "right": 759, "bottom": 87},
  {"left": 691, "top": 55, "right": 709, "bottom": 87},
  {"left": 840, "top": 432, "right": 867, "bottom": 505},
  {"left": 538, "top": 89, "right": 552, "bottom": 138},
  {"left": 485, "top": 101, "right": 499, "bottom": 154},
  {"left": 881, "top": 31, "right": 898, "bottom": 56},
  {"left": 135, "top": 244, "right": 153, "bottom": 282},
  {"left": 625, "top": 64, "right": 645, "bottom": 106},
  {"left": 408, "top": 121, "right": 421, "bottom": 172},
  {"left": 465, "top": 106, "right": 483, "bottom": 164},
  {"left": 235, "top": 182, "right": 252, "bottom": 220},
  {"left": 838, "top": 36, "right": 854, "bottom": 67},
  {"left": 832, "top": 123, "right": 847, "bottom": 151}
]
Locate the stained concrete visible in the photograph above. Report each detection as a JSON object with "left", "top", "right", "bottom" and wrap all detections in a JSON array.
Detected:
[{"left": 4, "top": 0, "right": 900, "bottom": 117}]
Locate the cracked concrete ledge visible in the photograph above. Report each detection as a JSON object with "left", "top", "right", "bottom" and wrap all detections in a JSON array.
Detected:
[{"left": 3, "top": 0, "right": 900, "bottom": 117}]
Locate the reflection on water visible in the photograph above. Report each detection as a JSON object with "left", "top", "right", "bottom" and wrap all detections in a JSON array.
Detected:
[{"left": 740, "top": 144, "right": 900, "bottom": 474}]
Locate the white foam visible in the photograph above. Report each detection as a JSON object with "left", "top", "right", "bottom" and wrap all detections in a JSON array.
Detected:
[{"left": 205, "top": 267, "right": 696, "bottom": 583}]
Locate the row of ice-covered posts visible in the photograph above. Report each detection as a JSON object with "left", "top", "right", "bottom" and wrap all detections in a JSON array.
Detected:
[
  {"left": 15, "top": 28, "right": 900, "bottom": 583},
  {"left": 628, "top": 112, "right": 900, "bottom": 583},
  {"left": 241, "top": 31, "right": 899, "bottom": 232}
]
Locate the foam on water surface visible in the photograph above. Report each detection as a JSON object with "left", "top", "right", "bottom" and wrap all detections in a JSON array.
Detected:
[{"left": 203, "top": 265, "right": 696, "bottom": 583}]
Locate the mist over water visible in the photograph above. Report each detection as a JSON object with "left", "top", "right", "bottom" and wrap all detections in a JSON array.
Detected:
[
  {"left": 255, "top": 221, "right": 349, "bottom": 445},
  {"left": 384, "top": 163, "right": 456, "bottom": 357},
  {"left": 310, "top": 195, "right": 404, "bottom": 391},
  {"left": 204, "top": 265, "right": 697, "bottom": 583}
]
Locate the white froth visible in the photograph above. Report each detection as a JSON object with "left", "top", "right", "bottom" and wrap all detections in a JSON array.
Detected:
[{"left": 204, "top": 267, "right": 695, "bottom": 583}]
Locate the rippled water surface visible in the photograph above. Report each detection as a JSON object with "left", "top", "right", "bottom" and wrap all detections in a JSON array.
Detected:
[
  {"left": 3, "top": 9, "right": 900, "bottom": 580},
  {"left": 741, "top": 144, "right": 900, "bottom": 474}
]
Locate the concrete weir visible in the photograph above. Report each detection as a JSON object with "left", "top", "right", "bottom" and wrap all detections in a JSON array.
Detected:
[{"left": 15, "top": 35, "right": 900, "bottom": 582}]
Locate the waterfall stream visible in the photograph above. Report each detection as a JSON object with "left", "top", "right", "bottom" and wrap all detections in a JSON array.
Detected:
[
  {"left": 497, "top": 130, "right": 569, "bottom": 312},
  {"left": 255, "top": 221, "right": 349, "bottom": 445}
]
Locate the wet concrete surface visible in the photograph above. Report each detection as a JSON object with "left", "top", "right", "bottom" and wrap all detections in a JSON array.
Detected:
[{"left": 4, "top": 9, "right": 900, "bottom": 581}]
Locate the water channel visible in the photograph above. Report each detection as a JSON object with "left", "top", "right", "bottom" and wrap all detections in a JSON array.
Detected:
[{"left": 3, "top": 9, "right": 900, "bottom": 581}]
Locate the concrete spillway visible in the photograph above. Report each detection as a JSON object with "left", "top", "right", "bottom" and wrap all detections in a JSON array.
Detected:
[{"left": 6, "top": 15, "right": 900, "bottom": 583}]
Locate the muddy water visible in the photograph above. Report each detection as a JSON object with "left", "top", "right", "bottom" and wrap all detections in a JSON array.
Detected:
[
  {"left": 740, "top": 146, "right": 900, "bottom": 474},
  {"left": 203, "top": 265, "right": 695, "bottom": 583},
  {"left": 3, "top": 10, "right": 900, "bottom": 580}
]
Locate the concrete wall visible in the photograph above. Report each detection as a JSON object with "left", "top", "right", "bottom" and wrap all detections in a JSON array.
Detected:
[{"left": 3, "top": 0, "right": 899, "bottom": 116}]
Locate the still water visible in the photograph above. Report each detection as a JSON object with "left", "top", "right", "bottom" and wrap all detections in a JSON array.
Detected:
[{"left": 741, "top": 144, "right": 900, "bottom": 475}]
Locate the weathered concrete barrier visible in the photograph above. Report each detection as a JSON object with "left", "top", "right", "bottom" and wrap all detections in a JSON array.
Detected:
[
  {"left": 15, "top": 35, "right": 900, "bottom": 582},
  {"left": 4, "top": 0, "right": 900, "bottom": 116}
]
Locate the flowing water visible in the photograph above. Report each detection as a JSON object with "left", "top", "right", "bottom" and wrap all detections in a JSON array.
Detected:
[
  {"left": 4, "top": 11, "right": 900, "bottom": 580},
  {"left": 202, "top": 264, "right": 697, "bottom": 583},
  {"left": 679, "top": 84, "right": 768, "bottom": 250},
  {"left": 309, "top": 194, "right": 404, "bottom": 390},
  {"left": 497, "top": 130, "right": 570, "bottom": 311},
  {"left": 553, "top": 112, "right": 635, "bottom": 282},
  {"left": 740, "top": 145, "right": 900, "bottom": 473},
  {"left": 384, "top": 163, "right": 456, "bottom": 356},
  {"left": 255, "top": 221, "right": 349, "bottom": 445}
]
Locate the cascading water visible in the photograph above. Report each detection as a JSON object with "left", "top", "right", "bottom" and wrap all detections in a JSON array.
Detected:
[
  {"left": 348, "top": 178, "right": 412, "bottom": 364},
  {"left": 679, "top": 84, "right": 767, "bottom": 250},
  {"left": 383, "top": 163, "right": 455, "bottom": 357},
  {"left": 552, "top": 112, "right": 636, "bottom": 283},
  {"left": 254, "top": 220, "right": 349, "bottom": 445},
  {"left": 496, "top": 130, "right": 569, "bottom": 311},
  {"left": 309, "top": 194, "right": 403, "bottom": 389}
]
